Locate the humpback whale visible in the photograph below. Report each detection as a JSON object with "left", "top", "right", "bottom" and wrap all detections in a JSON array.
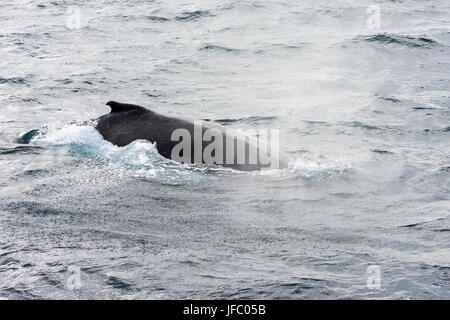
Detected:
[{"left": 95, "top": 101, "right": 288, "bottom": 171}]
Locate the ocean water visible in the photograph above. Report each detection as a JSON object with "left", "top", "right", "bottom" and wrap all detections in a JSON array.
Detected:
[{"left": 0, "top": 0, "right": 449, "bottom": 299}]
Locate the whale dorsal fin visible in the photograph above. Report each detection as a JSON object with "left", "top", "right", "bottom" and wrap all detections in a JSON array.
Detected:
[{"left": 106, "top": 101, "right": 146, "bottom": 113}]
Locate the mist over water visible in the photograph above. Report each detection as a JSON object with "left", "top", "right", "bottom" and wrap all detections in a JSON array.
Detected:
[{"left": 0, "top": 0, "right": 449, "bottom": 299}]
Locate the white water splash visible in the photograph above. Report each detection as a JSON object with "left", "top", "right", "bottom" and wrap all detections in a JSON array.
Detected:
[{"left": 30, "top": 123, "right": 166, "bottom": 169}]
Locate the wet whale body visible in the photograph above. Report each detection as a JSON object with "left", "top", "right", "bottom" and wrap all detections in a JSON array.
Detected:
[{"left": 95, "top": 101, "right": 288, "bottom": 171}]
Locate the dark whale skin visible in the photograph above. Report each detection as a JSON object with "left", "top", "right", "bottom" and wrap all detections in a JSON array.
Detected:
[{"left": 95, "top": 101, "right": 288, "bottom": 171}]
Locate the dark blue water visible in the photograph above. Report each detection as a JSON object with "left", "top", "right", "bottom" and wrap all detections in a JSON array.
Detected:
[{"left": 0, "top": 0, "right": 449, "bottom": 299}]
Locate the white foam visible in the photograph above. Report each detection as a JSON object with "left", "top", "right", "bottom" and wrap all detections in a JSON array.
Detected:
[
  {"left": 30, "top": 123, "right": 165, "bottom": 169},
  {"left": 288, "top": 156, "right": 352, "bottom": 179}
]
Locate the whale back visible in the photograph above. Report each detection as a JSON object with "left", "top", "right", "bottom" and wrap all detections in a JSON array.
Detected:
[{"left": 95, "top": 101, "right": 289, "bottom": 170}]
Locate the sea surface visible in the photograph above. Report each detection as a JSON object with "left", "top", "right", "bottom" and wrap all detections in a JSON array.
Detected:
[{"left": 0, "top": 0, "right": 449, "bottom": 299}]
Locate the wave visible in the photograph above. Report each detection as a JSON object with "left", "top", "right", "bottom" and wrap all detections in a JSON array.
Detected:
[
  {"left": 399, "top": 217, "right": 449, "bottom": 233},
  {"left": 175, "top": 10, "right": 213, "bottom": 22},
  {"left": 360, "top": 34, "right": 438, "bottom": 48},
  {"left": 203, "top": 116, "right": 278, "bottom": 125},
  {"left": 146, "top": 16, "right": 169, "bottom": 22},
  {"left": 0, "top": 76, "right": 27, "bottom": 85},
  {"left": 0, "top": 145, "right": 44, "bottom": 155},
  {"left": 371, "top": 149, "right": 394, "bottom": 155},
  {"left": 199, "top": 44, "right": 240, "bottom": 53},
  {"left": 341, "top": 121, "right": 380, "bottom": 131},
  {"left": 378, "top": 96, "right": 401, "bottom": 103}
]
